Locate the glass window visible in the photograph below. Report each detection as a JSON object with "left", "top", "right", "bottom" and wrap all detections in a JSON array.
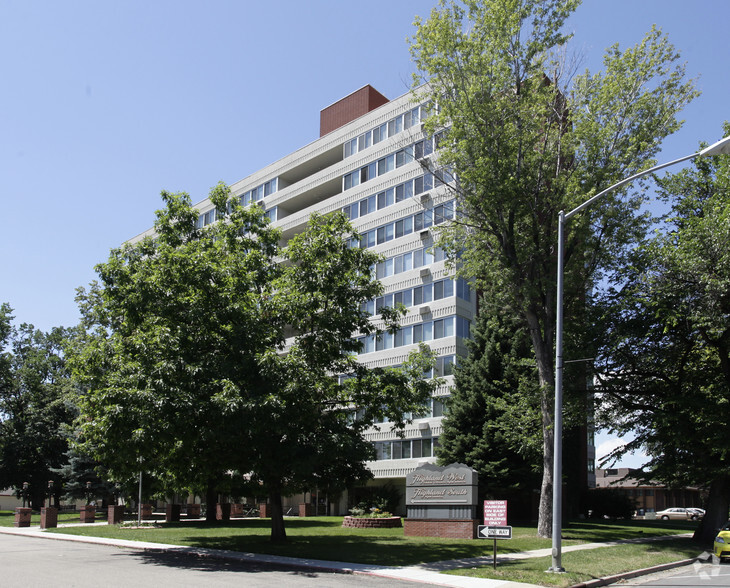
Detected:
[
  {"left": 422, "top": 438, "right": 432, "bottom": 457},
  {"left": 385, "top": 223, "right": 394, "bottom": 241},
  {"left": 402, "top": 325, "right": 413, "bottom": 346},
  {"left": 382, "top": 442, "right": 392, "bottom": 460},
  {"left": 394, "top": 255, "right": 403, "bottom": 274},
  {"left": 372, "top": 125, "right": 382, "bottom": 144},
  {"left": 413, "top": 324, "right": 423, "bottom": 343},
  {"left": 433, "top": 399, "right": 444, "bottom": 417},
  {"left": 443, "top": 355, "right": 455, "bottom": 375},
  {"left": 377, "top": 158, "right": 387, "bottom": 176},
  {"left": 396, "top": 149, "right": 406, "bottom": 168},
  {"left": 384, "top": 258, "right": 394, "bottom": 277},
  {"left": 443, "top": 316, "right": 454, "bottom": 337},
  {"left": 377, "top": 191, "right": 386, "bottom": 209},
  {"left": 403, "top": 252, "right": 413, "bottom": 271},
  {"left": 388, "top": 119, "right": 396, "bottom": 137},
  {"left": 412, "top": 439, "right": 422, "bottom": 458},
  {"left": 396, "top": 183, "right": 405, "bottom": 202},
  {"left": 377, "top": 227, "right": 386, "bottom": 245},
  {"left": 415, "top": 175, "right": 424, "bottom": 195},
  {"left": 423, "top": 249, "right": 434, "bottom": 265},
  {"left": 392, "top": 441, "right": 402, "bottom": 459},
  {"left": 395, "top": 220, "right": 404, "bottom": 239},
  {"left": 434, "top": 280, "right": 444, "bottom": 300},
  {"left": 414, "top": 213, "right": 423, "bottom": 232},
  {"left": 386, "top": 188, "right": 394, "bottom": 207},
  {"left": 385, "top": 154, "right": 395, "bottom": 173},
  {"left": 423, "top": 209, "right": 433, "bottom": 228},
  {"left": 444, "top": 278, "right": 454, "bottom": 298},
  {"left": 434, "top": 319, "right": 444, "bottom": 339},
  {"left": 414, "top": 249, "right": 424, "bottom": 268},
  {"left": 394, "top": 291, "right": 403, "bottom": 306},
  {"left": 423, "top": 321, "right": 433, "bottom": 341},
  {"left": 375, "top": 297, "right": 384, "bottom": 314},
  {"left": 404, "top": 216, "right": 413, "bottom": 236},
  {"left": 402, "top": 440, "right": 412, "bottom": 459},
  {"left": 423, "top": 283, "right": 432, "bottom": 303},
  {"left": 413, "top": 286, "right": 423, "bottom": 306},
  {"left": 402, "top": 289, "right": 412, "bottom": 307}
]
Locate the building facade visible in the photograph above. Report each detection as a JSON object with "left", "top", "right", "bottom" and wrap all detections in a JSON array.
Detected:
[{"left": 130, "top": 85, "right": 474, "bottom": 514}]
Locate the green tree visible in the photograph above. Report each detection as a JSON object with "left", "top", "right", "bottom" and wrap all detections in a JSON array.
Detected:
[
  {"left": 0, "top": 307, "right": 76, "bottom": 509},
  {"left": 71, "top": 183, "right": 283, "bottom": 521},
  {"left": 437, "top": 290, "right": 543, "bottom": 514},
  {"left": 594, "top": 132, "right": 730, "bottom": 543},
  {"left": 409, "top": 0, "right": 697, "bottom": 536},
  {"left": 72, "top": 185, "right": 436, "bottom": 540}
]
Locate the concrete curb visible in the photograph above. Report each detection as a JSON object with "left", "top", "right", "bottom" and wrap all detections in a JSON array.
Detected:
[{"left": 568, "top": 557, "right": 698, "bottom": 588}]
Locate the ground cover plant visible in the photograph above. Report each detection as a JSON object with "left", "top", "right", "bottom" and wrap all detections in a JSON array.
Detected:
[{"left": 41, "top": 517, "right": 698, "bottom": 569}]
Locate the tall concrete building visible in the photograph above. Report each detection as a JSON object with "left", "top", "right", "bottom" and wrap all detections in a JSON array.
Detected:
[{"left": 131, "top": 85, "right": 475, "bottom": 513}]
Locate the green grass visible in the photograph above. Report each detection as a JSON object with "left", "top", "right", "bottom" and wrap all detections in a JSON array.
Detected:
[
  {"left": 446, "top": 538, "right": 701, "bottom": 588},
  {"left": 26, "top": 516, "right": 699, "bottom": 569},
  {"left": 0, "top": 509, "right": 106, "bottom": 527},
  {"left": 3, "top": 512, "right": 704, "bottom": 585}
]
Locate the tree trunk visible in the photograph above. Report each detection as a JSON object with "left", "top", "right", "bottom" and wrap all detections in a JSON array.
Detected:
[
  {"left": 269, "top": 488, "right": 287, "bottom": 542},
  {"left": 693, "top": 475, "right": 730, "bottom": 544},
  {"left": 527, "top": 311, "right": 555, "bottom": 538},
  {"left": 205, "top": 481, "right": 218, "bottom": 523}
]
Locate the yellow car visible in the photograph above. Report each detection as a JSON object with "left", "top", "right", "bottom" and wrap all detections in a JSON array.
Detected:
[{"left": 713, "top": 521, "right": 730, "bottom": 560}]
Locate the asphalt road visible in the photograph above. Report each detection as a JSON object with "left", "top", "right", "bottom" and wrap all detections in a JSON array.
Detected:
[
  {"left": 621, "top": 558, "right": 730, "bottom": 587},
  {"left": 0, "top": 534, "right": 424, "bottom": 588}
]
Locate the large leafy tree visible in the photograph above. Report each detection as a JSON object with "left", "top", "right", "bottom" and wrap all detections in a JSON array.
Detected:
[
  {"left": 0, "top": 306, "right": 77, "bottom": 509},
  {"left": 594, "top": 133, "right": 730, "bottom": 543},
  {"left": 71, "top": 183, "right": 282, "bottom": 521},
  {"left": 409, "top": 0, "right": 697, "bottom": 536},
  {"left": 72, "top": 185, "right": 436, "bottom": 539}
]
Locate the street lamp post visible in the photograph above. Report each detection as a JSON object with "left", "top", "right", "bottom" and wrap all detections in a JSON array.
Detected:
[{"left": 549, "top": 135, "right": 730, "bottom": 573}]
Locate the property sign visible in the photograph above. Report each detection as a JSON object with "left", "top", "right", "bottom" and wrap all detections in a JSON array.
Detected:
[
  {"left": 405, "top": 463, "right": 478, "bottom": 506},
  {"left": 478, "top": 525, "right": 513, "bottom": 539},
  {"left": 483, "top": 500, "right": 507, "bottom": 526}
]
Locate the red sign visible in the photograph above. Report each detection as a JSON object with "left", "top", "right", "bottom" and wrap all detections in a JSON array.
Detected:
[{"left": 483, "top": 500, "right": 507, "bottom": 526}]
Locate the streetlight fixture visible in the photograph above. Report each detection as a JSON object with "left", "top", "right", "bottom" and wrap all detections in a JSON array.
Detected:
[{"left": 549, "top": 135, "right": 730, "bottom": 573}]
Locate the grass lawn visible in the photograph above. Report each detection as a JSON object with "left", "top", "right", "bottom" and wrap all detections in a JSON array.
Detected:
[
  {"left": 21, "top": 515, "right": 702, "bottom": 573},
  {"left": 0, "top": 509, "right": 106, "bottom": 527},
  {"left": 446, "top": 538, "right": 702, "bottom": 588}
]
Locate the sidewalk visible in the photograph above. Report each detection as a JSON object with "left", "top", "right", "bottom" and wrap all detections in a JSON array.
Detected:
[{"left": 0, "top": 524, "right": 697, "bottom": 588}]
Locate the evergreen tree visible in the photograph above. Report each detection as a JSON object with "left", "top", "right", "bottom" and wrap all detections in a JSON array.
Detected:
[{"left": 438, "top": 291, "right": 542, "bottom": 517}]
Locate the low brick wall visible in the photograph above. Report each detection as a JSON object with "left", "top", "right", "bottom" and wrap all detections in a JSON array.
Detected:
[
  {"left": 342, "top": 516, "right": 402, "bottom": 529},
  {"left": 403, "top": 518, "right": 477, "bottom": 539}
]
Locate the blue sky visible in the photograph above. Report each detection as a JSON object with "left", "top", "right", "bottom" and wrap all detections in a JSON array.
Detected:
[{"left": 2, "top": 1, "right": 728, "bottom": 467}]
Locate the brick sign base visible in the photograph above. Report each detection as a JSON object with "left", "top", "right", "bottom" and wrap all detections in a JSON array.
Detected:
[
  {"left": 342, "top": 516, "right": 402, "bottom": 529},
  {"left": 404, "top": 518, "right": 477, "bottom": 539}
]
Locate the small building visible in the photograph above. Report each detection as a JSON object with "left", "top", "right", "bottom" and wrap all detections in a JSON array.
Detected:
[{"left": 595, "top": 468, "right": 705, "bottom": 513}]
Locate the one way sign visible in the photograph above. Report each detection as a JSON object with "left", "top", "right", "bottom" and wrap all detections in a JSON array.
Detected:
[{"left": 478, "top": 525, "right": 513, "bottom": 539}]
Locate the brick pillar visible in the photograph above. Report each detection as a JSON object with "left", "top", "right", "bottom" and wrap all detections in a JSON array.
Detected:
[
  {"left": 40, "top": 506, "right": 58, "bottom": 529},
  {"left": 80, "top": 505, "right": 96, "bottom": 523},
  {"left": 165, "top": 504, "right": 181, "bottom": 522},
  {"left": 108, "top": 505, "right": 124, "bottom": 524},
  {"left": 14, "top": 507, "right": 32, "bottom": 527},
  {"left": 141, "top": 504, "right": 153, "bottom": 520},
  {"left": 230, "top": 503, "right": 243, "bottom": 518},
  {"left": 186, "top": 504, "right": 201, "bottom": 519},
  {"left": 299, "top": 503, "right": 314, "bottom": 517},
  {"left": 259, "top": 503, "right": 268, "bottom": 518}
]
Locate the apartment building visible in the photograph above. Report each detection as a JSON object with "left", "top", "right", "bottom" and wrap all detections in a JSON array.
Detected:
[{"left": 130, "top": 85, "right": 474, "bottom": 514}]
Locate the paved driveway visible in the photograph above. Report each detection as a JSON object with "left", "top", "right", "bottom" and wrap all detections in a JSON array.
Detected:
[{"left": 0, "top": 533, "right": 426, "bottom": 588}]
